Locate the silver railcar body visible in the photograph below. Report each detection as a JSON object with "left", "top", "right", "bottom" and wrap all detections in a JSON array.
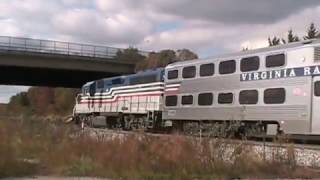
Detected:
[{"left": 163, "top": 40, "right": 320, "bottom": 135}]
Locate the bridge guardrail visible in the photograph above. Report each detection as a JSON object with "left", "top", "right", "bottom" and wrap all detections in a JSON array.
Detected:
[{"left": 0, "top": 36, "right": 148, "bottom": 59}]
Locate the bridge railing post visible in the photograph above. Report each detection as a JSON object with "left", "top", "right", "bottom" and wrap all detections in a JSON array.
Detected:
[
  {"left": 8, "top": 36, "right": 11, "bottom": 48},
  {"left": 94, "top": 46, "right": 96, "bottom": 58},
  {"left": 23, "top": 38, "right": 26, "bottom": 52},
  {"left": 67, "top": 42, "right": 70, "bottom": 55},
  {"left": 81, "top": 44, "right": 83, "bottom": 56},
  {"left": 40, "top": 40, "right": 43, "bottom": 53}
]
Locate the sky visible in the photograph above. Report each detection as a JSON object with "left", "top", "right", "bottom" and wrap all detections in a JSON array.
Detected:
[{"left": 1, "top": 0, "right": 320, "bottom": 103}]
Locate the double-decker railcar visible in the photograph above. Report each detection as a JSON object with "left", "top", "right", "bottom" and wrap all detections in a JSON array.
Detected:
[
  {"left": 73, "top": 68, "right": 164, "bottom": 130},
  {"left": 163, "top": 39, "right": 320, "bottom": 136}
]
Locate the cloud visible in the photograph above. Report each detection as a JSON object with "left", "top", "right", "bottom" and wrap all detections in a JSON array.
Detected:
[
  {"left": 52, "top": 8, "right": 153, "bottom": 45},
  {"left": 138, "top": 5, "right": 320, "bottom": 55},
  {"left": 149, "top": 0, "right": 320, "bottom": 24},
  {"left": 95, "top": 0, "right": 320, "bottom": 24},
  {"left": 0, "top": 0, "right": 319, "bottom": 52},
  {"left": 0, "top": 0, "right": 320, "bottom": 101}
]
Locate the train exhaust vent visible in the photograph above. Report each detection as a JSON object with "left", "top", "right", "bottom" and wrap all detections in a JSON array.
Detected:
[{"left": 315, "top": 46, "right": 320, "bottom": 61}]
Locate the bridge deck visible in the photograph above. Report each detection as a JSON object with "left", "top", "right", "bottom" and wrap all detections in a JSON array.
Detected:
[{"left": 0, "top": 36, "right": 147, "bottom": 87}]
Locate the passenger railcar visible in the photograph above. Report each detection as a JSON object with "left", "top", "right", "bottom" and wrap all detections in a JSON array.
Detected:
[{"left": 163, "top": 39, "right": 320, "bottom": 135}]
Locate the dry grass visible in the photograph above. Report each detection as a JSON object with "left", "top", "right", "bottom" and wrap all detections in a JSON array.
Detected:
[{"left": 0, "top": 118, "right": 319, "bottom": 179}]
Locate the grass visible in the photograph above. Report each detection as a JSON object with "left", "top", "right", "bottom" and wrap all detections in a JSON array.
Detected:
[{"left": 0, "top": 117, "right": 319, "bottom": 179}]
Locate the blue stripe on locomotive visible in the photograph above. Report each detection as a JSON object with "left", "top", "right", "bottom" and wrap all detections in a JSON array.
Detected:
[{"left": 81, "top": 68, "right": 164, "bottom": 95}]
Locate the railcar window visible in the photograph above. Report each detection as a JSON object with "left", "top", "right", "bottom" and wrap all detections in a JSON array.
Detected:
[
  {"left": 200, "top": 63, "right": 214, "bottom": 77},
  {"left": 181, "top": 95, "right": 193, "bottom": 105},
  {"left": 264, "top": 88, "right": 286, "bottom": 104},
  {"left": 96, "top": 80, "right": 104, "bottom": 89},
  {"left": 165, "top": 95, "right": 178, "bottom": 106},
  {"left": 239, "top": 90, "right": 258, "bottom": 104},
  {"left": 219, "top": 60, "right": 236, "bottom": 74},
  {"left": 315, "top": 81, "right": 320, "bottom": 96},
  {"left": 240, "top": 56, "right": 260, "bottom": 72},
  {"left": 198, "top": 93, "right": 213, "bottom": 106},
  {"left": 266, "top": 54, "right": 285, "bottom": 68},
  {"left": 182, "top": 66, "right": 196, "bottom": 78},
  {"left": 168, "top": 70, "right": 178, "bottom": 80},
  {"left": 218, "top": 93, "right": 233, "bottom": 104},
  {"left": 130, "top": 74, "right": 157, "bottom": 85}
]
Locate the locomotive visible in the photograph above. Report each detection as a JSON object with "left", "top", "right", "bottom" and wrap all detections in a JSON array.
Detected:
[
  {"left": 73, "top": 39, "right": 320, "bottom": 136},
  {"left": 73, "top": 68, "right": 165, "bottom": 130}
]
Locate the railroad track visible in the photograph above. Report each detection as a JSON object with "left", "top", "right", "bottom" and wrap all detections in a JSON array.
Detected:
[
  {"left": 81, "top": 127, "right": 320, "bottom": 167},
  {"left": 82, "top": 127, "right": 320, "bottom": 149}
]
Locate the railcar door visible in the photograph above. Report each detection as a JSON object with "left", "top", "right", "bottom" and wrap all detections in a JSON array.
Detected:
[{"left": 312, "top": 76, "right": 320, "bottom": 134}]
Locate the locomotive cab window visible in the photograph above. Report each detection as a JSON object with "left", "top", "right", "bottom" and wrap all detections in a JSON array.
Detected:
[
  {"left": 182, "top": 66, "right": 196, "bottom": 79},
  {"left": 315, "top": 81, "right": 320, "bottom": 96},
  {"left": 198, "top": 93, "right": 213, "bottom": 106},
  {"left": 130, "top": 74, "right": 157, "bottom": 85},
  {"left": 264, "top": 88, "right": 285, "bottom": 104},
  {"left": 200, "top": 63, "right": 214, "bottom": 77},
  {"left": 239, "top": 90, "right": 258, "bottom": 104},
  {"left": 112, "top": 78, "right": 124, "bottom": 85},
  {"left": 181, "top": 95, "right": 193, "bottom": 105},
  {"left": 89, "top": 83, "right": 96, "bottom": 97},
  {"left": 165, "top": 95, "right": 178, "bottom": 106},
  {"left": 219, "top": 60, "right": 236, "bottom": 74},
  {"left": 266, "top": 54, "right": 285, "bottom": 68},
  {"left": 168, "top": 70, "right": 178, "bottom": 80},
  {"left": 241, "top": 56, "right": 260, "bottom": 72},
  {"left": 218, "top": 93, "right": 233, "bottom": 104}
]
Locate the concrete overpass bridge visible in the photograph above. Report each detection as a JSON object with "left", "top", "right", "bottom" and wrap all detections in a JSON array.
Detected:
[{"left": 0, "top": 36, "right": 147, "bottom": 88}]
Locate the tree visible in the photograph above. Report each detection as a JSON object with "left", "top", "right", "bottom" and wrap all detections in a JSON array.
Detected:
[
  {"left": 287, "top": 29, "right": 300, "bottom": 42},
  {"left": 176, "top": 49, "right": 198, "bottom": 61},
  {"left": 304, "top": 23, "right": 318, "bottom": 40},
  {"left": 134, "top": 49, "right": 198, "bottom": 72},
  {"left": 7, "top": 92, "right": 31, "bottom": 114},
  {"left": 134, "top": 57, "right": 149, "bottom": 72},
  {"left": 268, "top": 36, "right": 281, "bottom": 46},
  {"left": 53, "top": 88, "right": 79, "bottom": 115},
  {"left": 242, "top": 47, "right": 249, "bottom": 51},
  {"left": 158, "top": 49, "right": 177, "bottom": 67},
  {"left": 115, "top": 47, "right": 146, "bottom": 62},
  {"left": 7, "top": 87, "right": 80, "bottom": 116},
  {"left": 27, "top": 87, "right": 55, "bottom": 115},
  {"left": 282, "top": 29, "right": 300, "bottom": 44}
]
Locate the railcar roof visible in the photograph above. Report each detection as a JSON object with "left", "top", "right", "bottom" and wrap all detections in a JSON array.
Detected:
[
  {"left": 167, "top": 39, "right": 320, "bottom": 68},
  {"left": 134, "top": 68, "right": 164, "bottom": 75},
  {"left": 82, "top": 81, "right": 94, "bottom": 87},
  {"left": 82, "top": 68, "right": 164, "bottom": 87}
]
